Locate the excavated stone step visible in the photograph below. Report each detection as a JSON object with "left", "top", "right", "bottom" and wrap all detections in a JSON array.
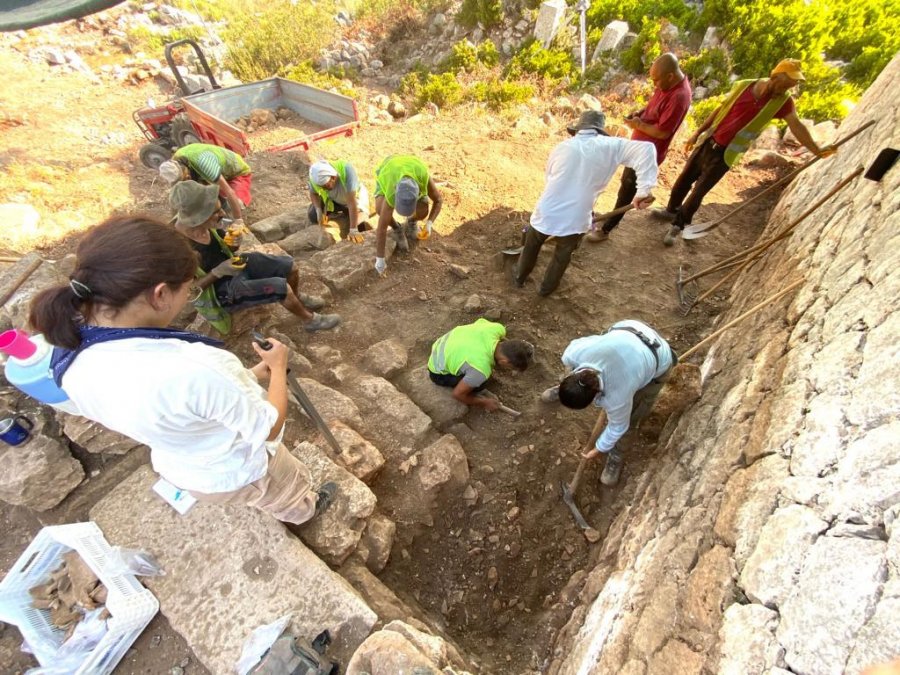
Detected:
[
  {"left": 309, "top": 231, "right": 396, "bottom": 293},
  {"left": 90, "top": 465, "right": 377, "bottom": 672},
  {"left": 346, "top": 375, "right": 433, "bottom": 459},
  {"left": 398, "top": 365, "right": 469, "bottom": 429},
  {"left": 291, "top": 441, "right": 377, "bottom": 566}
]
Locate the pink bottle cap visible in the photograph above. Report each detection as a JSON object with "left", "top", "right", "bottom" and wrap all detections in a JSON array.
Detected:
[{"left": 0, "top": 329, "right": 37, "bottom": 360}]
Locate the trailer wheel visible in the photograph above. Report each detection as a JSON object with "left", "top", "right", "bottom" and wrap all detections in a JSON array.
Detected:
[
  {"left": 139, "top": 142, "right": 174, "bottom": 170},
  {"left": 171, "top": 113, "right": 201, "bottom": 147}
]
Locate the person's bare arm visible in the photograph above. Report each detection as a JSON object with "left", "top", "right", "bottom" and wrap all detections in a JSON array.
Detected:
[
  {"left": 309, "top": 188, "right": 324, "bottom": 222},
  {"left": 685, "top": 104, "right": 722, "bottom": 148},
  {"left": 346, "top": 190, "right": 359, "bottom": 232},
  {"left": 426, "top": 178, "right": 443, "bottom": 223},
  {"left": 624, "top": 117, "right": 671, "bottom": 139},
  {"left": 784, "top": 111, "right": 835, "bottom": 156},
  {"left": 217, "top": 175, "right": 243, "bottom": 219},
  {"left": 252, "top": 339, "right": 289, "bottom": 440},
  {"left": 452, "top": 380, "right": 499, "bottom": 410}
]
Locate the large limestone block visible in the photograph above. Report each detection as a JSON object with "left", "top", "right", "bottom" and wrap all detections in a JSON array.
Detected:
[
  {"left": 315, "top": 421, "right": 385, "bottom": 484},
  {"left": 248, "top": 207, "right": 309, "bottom": 242},
  {"left": 90, "top": 465, "right": 377, "bottom": 671},
  {"left": 346, "top": 620, "right": 471, "bottom": 675},
  {"left": 591, "top": 20, "right": 629, "bottom": 59},
  {"left": 740, "top": 505, "right": 828, "bottom": 608},
  {"left": 647, "top": 638, "right": 704, "bottom": 675},
  {"left": 351, "top": 375, "right": 432, "bottom": 451},
  {"left": 363, "top": 339, "right": 408, "bottom": 378},
  {"left": 279, "top": 227, "right": 335, "bottom": 255},
  {"left": 0, "top": 253, "right": 65, "bottom": 328},
  {"left": 0, "top": 434, "right": 84, "bottom": 510},
  {"left": 533, "top": 0, "right": 566, "bottom": 49},
  {"left": 292, "top": 441, "right": 377, "bottom": 566},
  {"left": 309, "top": 231, "right": 395, "bottom": 293},
  {"left": 297, "top": 378, "right": 363, "bottom": 430},
  {"left": 59, "top": 413, "right": 143, "bottom": 455},
  {"left": 777, "top": 536, "right": 888, "bottom": 675},
  {"left": 682, "top": 545, "right": 736, "bottom": 633},
  {"left": 844, "top": 577, "right": 900, "bottom": 673},
  {"left": 339, "top": 561, "right": 421, "bottom": 627},
  {"left": 416, "top": 434, "right": 469, "bottom": 494},
  {"left": 718, "top": 603, "right": 784, "bottom": 675},
  {"left": 399, "top": 365, "right": 468, "bottom": 428}
]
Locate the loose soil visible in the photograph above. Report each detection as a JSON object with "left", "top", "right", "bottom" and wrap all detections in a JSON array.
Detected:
[{"left": 1, "top": 24, "right": 789, "bottom": 675}]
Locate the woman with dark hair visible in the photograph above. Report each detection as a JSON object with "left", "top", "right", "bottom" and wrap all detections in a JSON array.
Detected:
[{"left": 30, "top": 215, "right": 335, "bottom": 524}]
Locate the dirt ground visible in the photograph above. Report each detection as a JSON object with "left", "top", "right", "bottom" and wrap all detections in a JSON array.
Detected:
[{"left": 0, "top": 24, "right": 789, "bottom": 674}]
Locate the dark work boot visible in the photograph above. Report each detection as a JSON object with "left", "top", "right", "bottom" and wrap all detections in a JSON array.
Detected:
[
  {"left": 600, "top": 447, "right": 623, "bottom": 487},
  {"left": 314, "top": 481, "right": 338, "bottom": 517}
]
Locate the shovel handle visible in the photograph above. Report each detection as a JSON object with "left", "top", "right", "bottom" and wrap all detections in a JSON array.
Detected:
[
  {"left": 570, "top": 409, "right": 608, "bottom": 493},
  {"left": 497, "top": 404, "right": 521, "bottom": 417}
]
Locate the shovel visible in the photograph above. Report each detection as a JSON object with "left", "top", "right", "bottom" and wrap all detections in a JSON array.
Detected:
[{"left": 681, "top": 119, "right": 875, "bottom": 240}]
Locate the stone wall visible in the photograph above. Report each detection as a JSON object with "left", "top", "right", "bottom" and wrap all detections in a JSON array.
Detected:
[{"left": 547, "top": 54, "right": 900, "bottom": 675}]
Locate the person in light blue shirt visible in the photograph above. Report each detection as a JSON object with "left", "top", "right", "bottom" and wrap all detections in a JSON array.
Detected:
[{"left": 541, "top": 320, "right": 677, "bottom": 486}]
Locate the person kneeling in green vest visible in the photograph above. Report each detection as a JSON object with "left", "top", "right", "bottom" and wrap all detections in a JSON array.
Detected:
[
  {"left": 373, "top": 154, "right": 443, "bottom": 275},
  {"left": 428, "top": 319, "right": 534, "bottom": 411},
  {"left": 651, "top": 58, "right": 837, "bottom": 246},
  {"left": 307, "top": 160, "right": 372, "bottom": 243}
]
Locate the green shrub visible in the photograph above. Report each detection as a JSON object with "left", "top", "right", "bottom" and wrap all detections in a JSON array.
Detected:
[
  {"left": 687, "top": 94, "right": 725, "bottom": 130},
  {"left": 828, "top": 0, "right": 900, "bottom": 85},
  {"left": 585, "top": 0, "right": 698, "bottom": 32},
  {"left": 444, "top": 40, "right": 478, "bottom": 72},
  {"left": 681, "top": 48, "right": 732, "bottom": 94},
  {"left": 282, "top": 61, "right": 357, "bottom": 97},
  {"left": 126, "top": 25, "right": 206, "bottom": 53},
  {"left": 468, "top": 79, "right": 535, "bottom": 109},
  {"left": 221, "top": 1, "right": 336, "bottom": 82},
  {"left": 793, "top": 60, "right": 862, "bottom": 121},
  {"left": 403, "top": 72, "right": 465, "bottom": 109},
  {"left": 477, "top": 40, "right": 500, "bottom": 67},
  {"left": 505, "top": 38, "right": 574, "bottom": 83},
  {"left": 620, "top": 18, "right": 662, "bottom": 74},
  {"left": 457, "top": 0, "right": 504, "bottom": 28}
]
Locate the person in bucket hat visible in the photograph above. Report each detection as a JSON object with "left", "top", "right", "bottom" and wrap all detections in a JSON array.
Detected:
[
  {"left": 159, "top": 142, "right": 253, "bottom": 220},
  {"left": 372, "top": 154, "right": 443, "bottom": 275},
  {"left": 170, "top": 181, "right": 341, "bottom": 332},
  {"left": 652, "top": 57, "right": 837, "bottom": 246},
  {"left": 512, "top": 110, "right": 658, "bottom": 296}
]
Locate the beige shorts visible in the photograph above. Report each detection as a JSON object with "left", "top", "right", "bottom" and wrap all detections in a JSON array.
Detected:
[{"left": 192, "top": 443, "right": 317, "bottom": 525}]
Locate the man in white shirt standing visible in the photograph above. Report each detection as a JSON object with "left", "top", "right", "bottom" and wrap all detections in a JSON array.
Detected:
[
  {"left": 513, "top": 110, "right": 659, "bottom": 296},
  {"left": 542, "top": 320, "right": 676, "bottom": 487}
]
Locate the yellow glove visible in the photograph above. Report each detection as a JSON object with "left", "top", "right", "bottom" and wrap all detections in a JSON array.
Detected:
[
  {"left": 416, "top": 220, "right": 433, "bottom": 240},
  {"left": 348, "top": 233, "right": 364, "bottom": 244}
]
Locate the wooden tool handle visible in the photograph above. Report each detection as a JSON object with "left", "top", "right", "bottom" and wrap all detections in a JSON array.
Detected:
[
  {"left": 498, "top": 404, "right": 521, "bottom": 417},
  {"left": 0, "top": 258, "right": 42, "bottom": 307},
  {"left": 680, "top": 279, "right": 804, "bottom": 360},
  {"left": 570, "top": 409, "right": 608, "bottom": 493}
]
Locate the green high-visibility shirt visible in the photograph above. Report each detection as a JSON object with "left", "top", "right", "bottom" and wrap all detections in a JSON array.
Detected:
[
  {"left": 174, "top": 143, "right": 251, "bottom": 183},
  {"left": 428, "top": 319, "right": 506, "bottom": 388},
  {"left": 374, "top": 155, "right": 429, "bottom": 208}
]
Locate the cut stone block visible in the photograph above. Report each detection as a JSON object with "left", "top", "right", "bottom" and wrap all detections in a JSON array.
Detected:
[
  {"left": 315, "top": 421, "right": 385, "bottom": 484},
  {"left": 719, "top": 604, "right": 785, "bottom": 675},
  {"left": 280, "top": 227, "right": 335, "bottom": 255},
  {"left": 350, "top": 376, "right": 433, "bottom": 453},
  {"left": 591, "top": 20, "right": 629, "bottom": 60},
  {"left": 296, "top": 378, "right": 363, "bottom": 430},
  {"left": 533, "top": 0, "right": 566, "bottom": 48},
  {"left": 309, "top": 231, "right": 395, "bottom": 293},
  {"left": 416, "top": 434, "right": 469, "bottom": 494},
  {"left": 248, "top": 207, "right": 308, "bottom": 242},
  {"left": 292, "top": 441, "right": 377, "bottom": 565},
  {"left": 354, "top": 512, "right": 396, "bottom": 573},
  {"left": 0, "top": 432, "right": 84, "bottom": 511},
  {"left": 59, "top": 413, "right": 143, "bottom": 455},
  {"left": 308, "top": 344, "right": 343, "bottom": 367},
  {"left": 364, "top": 339, "right": 408, "bottom": 378},
  {"left": 398, "top": 365, "right": 468, "bottom": 429},
  {"left": 90, "top": 465, "right": 377, "bottom": 671}
]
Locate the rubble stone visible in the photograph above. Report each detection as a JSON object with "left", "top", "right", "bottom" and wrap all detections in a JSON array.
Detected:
[
  {"left": 416, "top": 434, "right": 469, "bottom": 494},
  {"left": 310, "top": 231, "right": 396, "bottom": 292},
  {"left": 315, "top": 421, "right": 385, "bottom": 485},
  {"left": 398, "top": 366, "right": 469, "bottom": 429},
  {"left": 0, "top": 434, "right": 84, "bottom": 511},
  {"left": 591, "top": 20, "right": 629, "bottom": 59},
  {"left": 718, "top": 604, "right": 784, "bottom": 674},
  {"left": 350, "top": 376, "right": 432, "bottom": 452},
  {"left": 363, "top": 339, "right": 408, "bottom": 378},
  {"left": 90, "top": 466, "right": 376, "bottom": 671},
  {"left": 59, "top": 414, "right": 143, "bottom": 455},
  {"left": 354, "top": 513, "right": 396, "bottom": 573},
  {"left": 296, "top": 378, "right": 363, "bottom": 430},
  {"left": 292, "top": 442, "right": 377, "bottom": 565},
  {"left": 346, "top": 620, "right": 470, "bottom": 675}
]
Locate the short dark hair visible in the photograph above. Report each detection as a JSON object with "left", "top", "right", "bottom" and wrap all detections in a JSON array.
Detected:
[
  {"left": 498, "top": 339, "right": 534, "bottom": 370},
  {"left": 558, "top": 370, "right": 601, "bottom": 409}
]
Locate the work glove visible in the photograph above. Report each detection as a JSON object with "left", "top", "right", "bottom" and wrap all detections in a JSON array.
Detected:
[
  {"left": 417, "top": 219, "right": 434, "bottom": 240},
  {"left": 684, "top": 134, "right": 698, "bottom": 152},
  {"left": 317, "top": 209, "right": 329, "bottom": 226},
  {"left": 348, "top": 233, "right": 364, "bottom": 244},
  {"left": 211, "top": 258, "right": 245, "bottom": 279},
  {"left": 223, "top": 218, "right": 246, "bottom": 248},
  {"left": 374, "top": 257, "right": 387, "bottom": 275}
]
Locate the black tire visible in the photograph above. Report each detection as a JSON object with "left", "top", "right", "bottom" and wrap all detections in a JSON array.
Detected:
[
  {"left": 138, "top": 142, "right": 173, "bottom": 170},
  {"left": 171, "top": 113, "right": 201, "bottom": 147}
]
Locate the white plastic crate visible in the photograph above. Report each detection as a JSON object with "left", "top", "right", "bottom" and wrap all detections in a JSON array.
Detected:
[{"left": 0, "top": 522, "right": 159, "bottom": 674}]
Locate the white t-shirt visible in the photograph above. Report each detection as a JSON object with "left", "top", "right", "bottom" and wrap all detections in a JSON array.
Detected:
[
  {"left": 531, "top": 131, "right": 658, "bottom": 237},
  {"left": 62, "top": 338, "right": 278, "bottom": 494}
]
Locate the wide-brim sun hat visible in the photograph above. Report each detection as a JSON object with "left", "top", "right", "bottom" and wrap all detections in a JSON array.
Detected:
[
  {"left": 169, "top": 181, "right": 221, "bottom": 228},
  {"left": 567, "top": 110, "right": 609, "bottom": 136}
]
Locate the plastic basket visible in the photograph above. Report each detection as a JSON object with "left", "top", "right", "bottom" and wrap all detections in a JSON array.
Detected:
[{"left": 0, "top": 522, "right": 159, "bottom": 674}]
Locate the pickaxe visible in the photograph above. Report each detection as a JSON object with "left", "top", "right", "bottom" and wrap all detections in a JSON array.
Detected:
[{"left": 560, "top": 409, "right": 607, "bottom": 543}]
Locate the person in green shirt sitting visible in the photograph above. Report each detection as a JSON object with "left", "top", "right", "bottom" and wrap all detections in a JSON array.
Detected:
[
  {"left": 373, "top": 154, "right": 443, "bottom": 275},
  {"left": 428, "top": 319, "right": 534, "bottom": 410}
]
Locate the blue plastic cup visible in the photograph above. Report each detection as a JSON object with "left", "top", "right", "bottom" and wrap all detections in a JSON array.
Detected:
[{"left": 0, "top": 415, "right": 34, "bottom": 446}]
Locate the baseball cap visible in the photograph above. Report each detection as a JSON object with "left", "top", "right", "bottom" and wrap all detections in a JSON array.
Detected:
[
  {"left": 169, "top": 181, "right": 221, "bottom": 228},
  {"left": 770, "top": 58, "right": 805, "bottom": 81},
  {"left": 394, "top": 177, "right": 420, "bottom": 218}
]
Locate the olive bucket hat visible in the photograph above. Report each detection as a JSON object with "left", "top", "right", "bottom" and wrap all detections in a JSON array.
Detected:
[{"left": 169, "top": 180, "right": 221, "bottom": 228}]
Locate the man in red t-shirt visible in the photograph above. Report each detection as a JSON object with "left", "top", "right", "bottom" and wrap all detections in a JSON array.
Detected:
[
  {"left": 653, "top": 58, "right": 836, "bottom": 245},
  {"left": 589, "top": 53, "right": 692, "bottom": 242}
]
